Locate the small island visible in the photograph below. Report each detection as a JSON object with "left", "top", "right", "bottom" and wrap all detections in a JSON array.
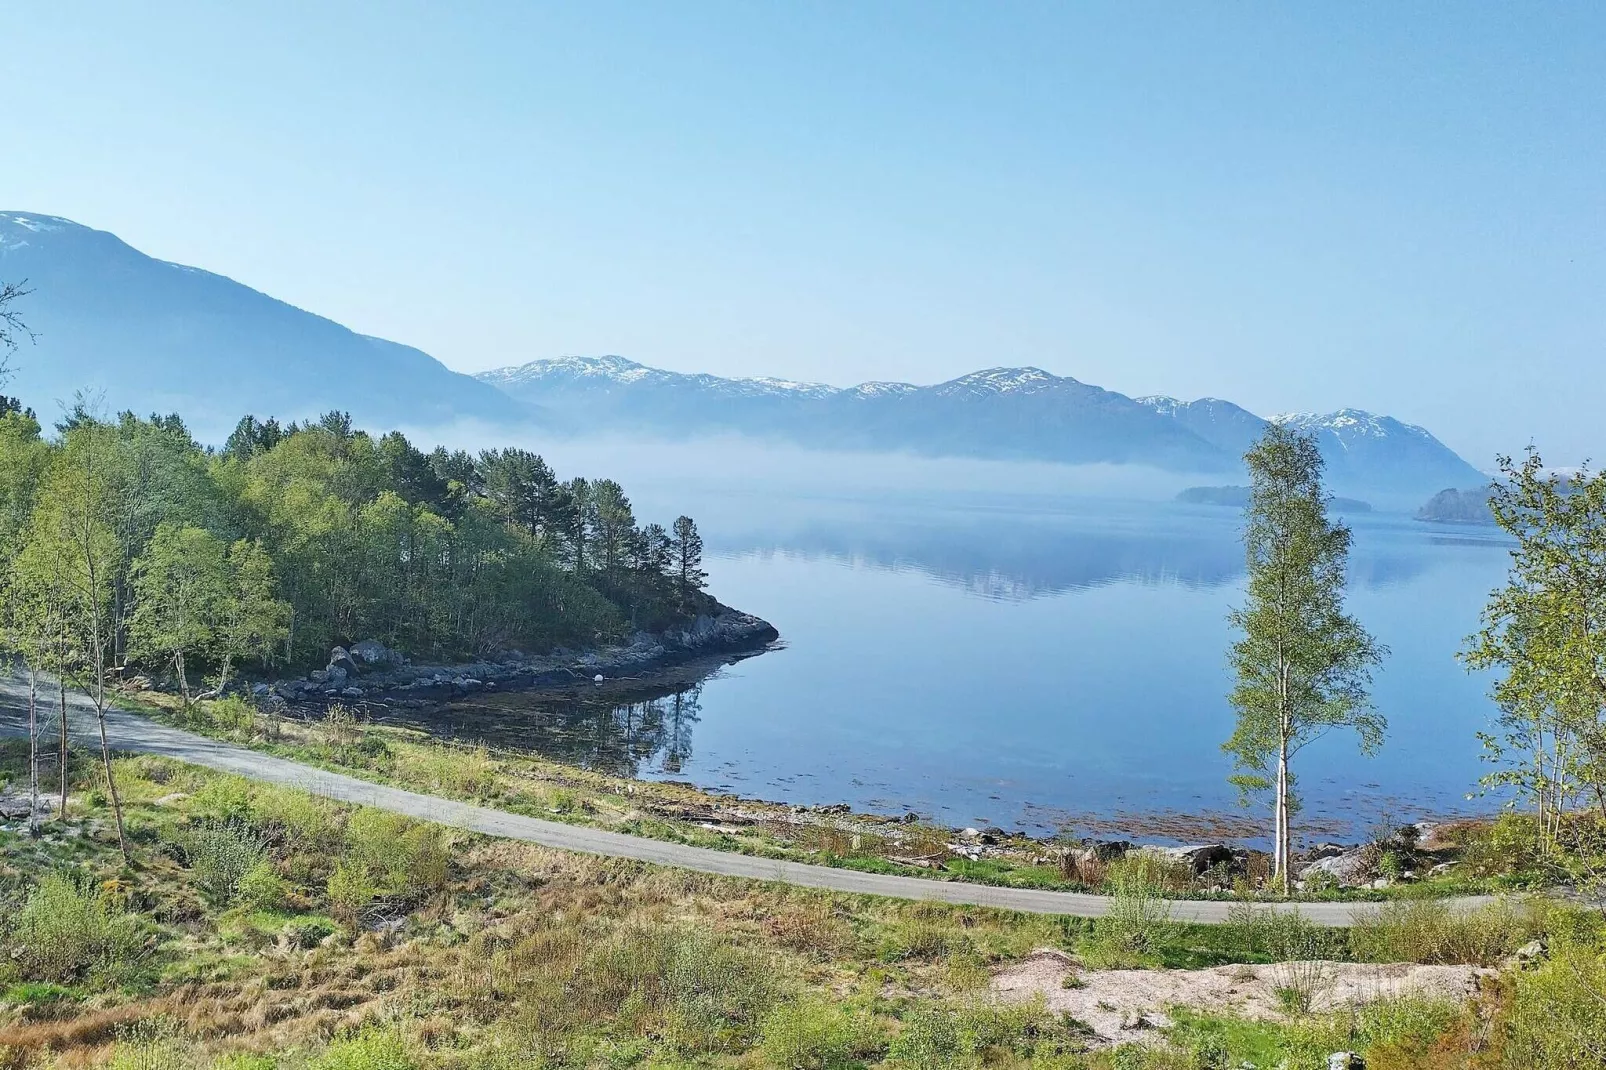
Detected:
[
  {"left": 1414, "top": 485, "right": 1498, "bottom": 525},
  {"left": 1177, "top": 484, "right": 1373, "bottom": 513}
]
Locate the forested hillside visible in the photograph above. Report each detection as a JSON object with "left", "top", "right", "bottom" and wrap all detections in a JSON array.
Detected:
[{"left": 0, "top": 400, "right": 717, "bottom": 695}]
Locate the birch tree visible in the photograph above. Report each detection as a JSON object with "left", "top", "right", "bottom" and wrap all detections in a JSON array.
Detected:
[
  {"left": 1462, "top": 449, "right": 1606, "bottom": 856},
  {"left": 1223, "top": 423, "right": 1386, "bottom": 893},
  {"left": 21, "top": 424, "right": 130, "bottom": 858}
]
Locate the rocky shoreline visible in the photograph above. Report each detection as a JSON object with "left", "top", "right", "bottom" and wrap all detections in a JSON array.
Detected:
[{"left": 246, "top": 605, "right": 780, "bottom": 707}]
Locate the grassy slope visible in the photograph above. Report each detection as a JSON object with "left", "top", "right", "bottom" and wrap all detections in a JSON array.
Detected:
[
  {"left": 124, "top": 692, "right": 1534, "bottom": 904},
  {"left": 3, "top": 741, "right": 1602, "bottom": 1069}
]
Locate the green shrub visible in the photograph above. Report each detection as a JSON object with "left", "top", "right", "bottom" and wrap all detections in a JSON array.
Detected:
[
  {"left": 191, "top": 775, "right": 256, "bottom": 823},
  {"left": 238, "top": 860, "right": 288, "bottom": 911},
  {"left": 1497, "top": 933, "right": 1606, "bottom": 1069},
  {"left": 1085, "top": 855, "right": 1173, "bottom": 966},
  {"left": 5, "top": 872, "right": 144, "bottom": 983},
  {"left": 252, "top": 786, "right": 343, "bottom": 849},
  {"left": 759, "top": 998, "right": 876, "bottom": 1069},
  {"left": 1350, "top": 896, "right": 1549, "bottom": 965},
  {"left": 886, "top": 999, "right": 1055, "bottom": 1069},
  {"left": 180, "top": 821, "right": 269, "bottom": 905},
  {"left": 307, "top": 1028, "right": 416, "bottom": 1070},
  {"left": 342, "top": 808, "right": 449, "bottom": 897},
  {"left": 327, "top": 861, "right": 378, "bottom": 926}
]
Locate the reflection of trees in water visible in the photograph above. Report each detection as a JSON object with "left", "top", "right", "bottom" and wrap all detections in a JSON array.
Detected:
[
  {"left": 405, "top": 682, "right": 706, "bottom": 778},
  {"left": 711, "top": 509, "right": 1442, "bottom": 601}
]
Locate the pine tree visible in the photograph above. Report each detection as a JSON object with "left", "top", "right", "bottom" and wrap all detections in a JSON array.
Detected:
[
  {"left": 671, "top": 516, "right": 707, "bottom": 605},
  {"left": 1223, "top": 423, "right": 1386, "bottom": 893}
]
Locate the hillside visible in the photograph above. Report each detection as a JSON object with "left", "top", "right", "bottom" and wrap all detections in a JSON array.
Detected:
[{"left": 0, "top": 212, "right": 523, "bottom": 437}]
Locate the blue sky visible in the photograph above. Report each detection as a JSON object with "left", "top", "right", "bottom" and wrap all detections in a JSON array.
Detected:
[{"left": 2, "top": 3, "right": 1601, "bottom": 464}]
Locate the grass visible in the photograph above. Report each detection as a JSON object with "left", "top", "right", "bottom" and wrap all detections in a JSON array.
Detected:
[
  {"left": 5, "top": 734, "right": 1603, "bottom": 1069},
  {"left": 125, "top": 690, "right": 1514, "bottom": 905}
]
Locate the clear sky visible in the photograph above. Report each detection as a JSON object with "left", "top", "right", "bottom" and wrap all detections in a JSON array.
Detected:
[{"left": 2, "top": 3, "right": 1601, "bottom": 464}]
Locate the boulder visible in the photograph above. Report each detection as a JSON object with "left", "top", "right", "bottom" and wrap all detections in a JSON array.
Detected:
[
  {"left": 1299, "top": 847, "right": 1375, "bottom": 886},
  {"left": 325, "top": 665, "right": 349, "bottom": 688},
  {"left": 349, "top": 639, "right": 401, "bottom": 667},
  {"left": 1141, "top": 843, "right": 1234, "bottom": 875},
  {"left": 1079, "top": 839, "right": 1133, "bottom": 863},
  {"left": 328, "top": 647, "right": 358, "bottom": 676}
]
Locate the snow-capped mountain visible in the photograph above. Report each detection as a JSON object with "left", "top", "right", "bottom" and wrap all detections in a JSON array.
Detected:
[
  {"left": 480, "top": 357, "right": 1485, "bottom": 492},
  {"left": 0, "top": 211, "right": 522, "bottom": 437}
]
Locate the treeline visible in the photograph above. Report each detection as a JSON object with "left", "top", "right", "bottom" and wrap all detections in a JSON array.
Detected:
[{"left": 0, "top": 402, "right": 717, "bottom": 698}]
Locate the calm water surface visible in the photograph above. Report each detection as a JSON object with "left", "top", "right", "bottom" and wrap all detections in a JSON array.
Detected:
[{"left": 439, "top": 482, "right": 1511, "bottom": 842}]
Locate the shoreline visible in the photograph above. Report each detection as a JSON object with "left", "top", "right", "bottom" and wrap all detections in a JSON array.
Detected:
[{"left": 251, "top": 603, "right": 780, "bottom": 708}]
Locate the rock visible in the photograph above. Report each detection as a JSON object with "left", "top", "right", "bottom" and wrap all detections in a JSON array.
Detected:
[
  {"left": 593, "top": 674, "right": 605, "bottom": 683},
  {"left": 1078, "top": 839, "right": 1133, "bottom": 863},
  {"left": 1370, "top": 877, "right": 1392, "bottom": 890},
  {"left": 309, "top": 669, "right": 329, "bottom": 684},
  {"left": 341, "top": 687, "right": 364, "bottom": 699},
  {"left": 328, "top": 646, "right": 358, "bottom": 675},
  {"left": 1328, "top": 1054, "right": 1365, "bottom": 1070},
  {"left": 902, "top": 812, "right": 921, "bottom": 824},
  {"left": 1141, "top": 843, "right": 1234, "bottom": 875},
  {"left": 1508, "top": 938, "right": 1548, "bottom": 968},
  {"left": 1306, "top": 842, "right": 1349, "bottom": 861},
  {"left": 1429, "top": 861, "right": 1460, "bottom": 876},
  {"left": 1299, "top": 847, "right": 1375, "bottom": 887},
  {"left": 349, "top": 639, "right": 401, "bottom": 667},
  {"left": 960, "top": 827, "right": 982, "bottom": 839},
  {"left": 325, "top": 666, "right": 349, "bottom": 688},
  {"left": 0, "top": 796, "right": 34, "bottom": 820}
]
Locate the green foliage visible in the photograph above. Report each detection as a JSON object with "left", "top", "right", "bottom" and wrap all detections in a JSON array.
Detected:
[
  {"left": 326, "top": 860, "right": 378, "bottom": 927},
  {"left": 759, "top": 998, "right": 879, "bottom": 1069},
  {"left": 1224, "top": 423, "right": 1386, "bottom": 893},
  {"left": 1464, "top": 448, "right": 1606, "bottom": 873},
  {"left": 885, "top": 998, "right": 1056, "bottom": 1069},
  {"left": 1498, "top": 932, "right": 1606, "bottom": 1068},
  {"left": 178, "top": 820, "right": 270, "bottom": 905},
  {"left": 341, "top": 808, "right": 448, "bottom": 897},
  {"left": 251, "top": 785, "right": 343, "bottom": 850},
  {"left": 1349, "top": 896, "right": 1552, "bottom": 965},
  {"left": 237, "top": 860, "right": 288, "bottom": 911},
  {"left": 306, "top": 1028, "right": 416, "bottom": 1070},
  {"left": 1084, "top": 855, "right": 1174, "bottom": 967},
  {"left": 4, "top": 871, "right": 143, "bottom": 983}
]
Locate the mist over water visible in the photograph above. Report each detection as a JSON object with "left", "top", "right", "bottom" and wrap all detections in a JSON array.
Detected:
[{"left": 428, "top": 434, "right": 1511, "bottom": 844}]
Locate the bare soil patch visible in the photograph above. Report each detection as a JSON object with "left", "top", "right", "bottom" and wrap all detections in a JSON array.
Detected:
[{"left": 992, "top": 948, "right": 1492, "bottom": 1046}]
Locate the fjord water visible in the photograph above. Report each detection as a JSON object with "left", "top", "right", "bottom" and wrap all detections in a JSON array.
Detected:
[{"left": 447, "top": 448, "right": 1510, "bottom": 842}]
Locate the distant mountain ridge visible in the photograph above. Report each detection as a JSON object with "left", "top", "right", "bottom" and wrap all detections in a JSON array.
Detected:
[
  {"left": 479, "top": 355, "right": 1486, "bottom": 495},
  {"left": 0, "top": 211, "right": 522, "bottom": 436}
]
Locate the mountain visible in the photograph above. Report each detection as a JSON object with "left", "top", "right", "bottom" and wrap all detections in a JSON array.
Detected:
[
  {"left": 481, "top": 356, "right": 1486, "bottom": 494},
  {"left": 0, "top": 212, "right": 523, "bottom": 437},
  {"left": 484, "top": 357, "right": 1231, "bottom": 470}
]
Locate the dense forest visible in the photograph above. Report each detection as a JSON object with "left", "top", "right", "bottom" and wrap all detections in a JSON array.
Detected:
[{"left": 0, "top": 399, "right": 716, "bottom": 696}]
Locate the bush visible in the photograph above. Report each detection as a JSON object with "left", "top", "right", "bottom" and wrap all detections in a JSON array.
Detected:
[
  {"left": 5, "top": 872, "right": 144, "bottom": 983},
  {"left": 1085, "top": 855, "right": 1173, "bottom": 966},
  {"left": 760, "top": 998, "right": 876, "bottom": 1069},
  {"left": 343, "top": 808, "right": 449, "bottom": 897},
  {"left": 191, "top": 775, "right": 256, "bottom": 823},
  {"left": 252, "top": 786, "right": 343, "bottom": 850},
  {"left": 327, "top": 861, "right": 378, "bottom": 926},
  {"left": 238, "top": 861, "right": 288, "bottom": 911},
  {"left": 307, "top": 1028, "right": 416, "bottom": 1070},
  {"left": 180, "top": 821, "right": 269, "bottom": 905},
  {"left": 1497, "top": 934, "right": 1606, "bottom": 1069},
  {"left": 886, "top": 999, "right": 1055, "bottom": 1069},
  {"left": 1350, "top": 896, "right": 1549, "bottom": 966}
]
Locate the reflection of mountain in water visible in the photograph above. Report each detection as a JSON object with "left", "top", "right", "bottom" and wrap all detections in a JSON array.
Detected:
[
  {"left": 384, "top": 683, "right": 704, "bottom": 778},
  {"left": 707, "top": 505, "right": 1438, "bottom": 601}
]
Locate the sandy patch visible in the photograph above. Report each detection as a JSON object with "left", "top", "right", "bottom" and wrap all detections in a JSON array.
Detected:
[{"left": 992, "top": 948, "right": 1492, "bottom": 1046}]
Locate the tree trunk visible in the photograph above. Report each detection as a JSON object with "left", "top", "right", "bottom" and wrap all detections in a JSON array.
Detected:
[
  {"left": 27, "top": 666, "right": 39, "bottom": 836},
  {"left": 57, "top": 666, "right": 68, "bottom": 819},
  {"left": 1277, "top": 742, "right": 1291, "bottom": 896},
  {"left": 175, "top": 649, "right": 191, "bottom": 711},
  {"left": 90, "top": 660, "right": 129, "bottom": 861}
]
